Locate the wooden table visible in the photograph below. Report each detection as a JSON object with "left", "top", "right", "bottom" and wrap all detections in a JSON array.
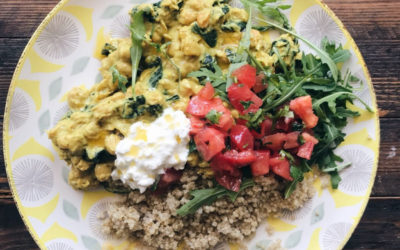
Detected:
[{"left": 0, "top": 0, "right": 399, "bottom": 249}]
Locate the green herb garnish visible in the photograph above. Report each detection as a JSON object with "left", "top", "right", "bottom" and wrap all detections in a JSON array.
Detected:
[
  {"left": 206, "top": 109, "right": 223, "bottom": 124},
  {"left": 176, "top": 179, "right": 254, "bottom": 216},
  {"left": 110, "top": 65, "right": 128, "bottom": 93}
]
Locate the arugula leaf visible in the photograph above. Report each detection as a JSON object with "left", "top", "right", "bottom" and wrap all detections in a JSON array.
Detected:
[
  {"left": 130, "top": 9, "right": 146, "bottom": 96},
  {"left": 110, "top": 66, "right": 128, "bottom": 93},
  {"left": 176, "top": 179, "right": 254, "bottom": 216},
  {"left": 206, "top": 109, "right": 223, "bottom": 124},
  {"left": 330, "top": 171, "right": 341, "bottom": 189},
  {"left": 226, "top": 6, "right": 253, "bottom": 89},
  {"left": 321, "top": 37, "right": 351, "bottom": 63},
  {"left": 256, "top": 18, "right": 340, "bottom": 82},
  {"left": 188, "top": 63, "right": 227, "bottom": 90}
]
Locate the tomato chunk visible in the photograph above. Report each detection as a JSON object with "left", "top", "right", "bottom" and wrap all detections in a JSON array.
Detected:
[
  {"left": 208, "top": 104, "right": 234, "bottom": 132},
  {"left": 269, "top": 157, "right": 293, "bottom": 181},
  {"left": 186, "top": 96, "right": 212, "bottom": 117},
  {"left": 284, "top": 132, "right": 300, "bottom": 149},
  {"left": 189, "top": 116, "right": 206, "bottom": 135},
  {"left": 275, "top": 117, "right": 294, "bottom": 132},
  {"left": 230, "top": 125, "right": 254, "bottom": 151},
  {"left": 297, "top": 141, "right": 315, "bottom": 160},
  {"left": 211, "top": 153, "right": 242, "bottom": 191},
  {"left": 262, "top": 133, "right": 287, "bottom": 151},
  {"left": 289, "top": 95, "right": 319, "bottom": 129},
  {"left": 227, "top": 83, "right": 263, "bottom": 114},
  {"left": 251, "top": 119, "right": 273, "bottom": 139},
  {"left": 198, "top": 82, "right": 214, "bottom": 100},
  {"left": 232, "top": 64, "right": 257, "bottom": 88},
  {"left": 250, "top": 150, "right": 270, "bottom": 176},
  {"left": 253, "top": 73, "right": 268, "bottom": 93},
  {"left": 194, "top": 127, "right": 226, "bottom": 161},
  {"left": 223, "top": 149, "right": 257, "bottom": 167},
  {"left": 302, "top": 132, "right": 319, "bottom": 144},
  {"left": 154, "top": 168, "right": 183, "bottom": 194}
]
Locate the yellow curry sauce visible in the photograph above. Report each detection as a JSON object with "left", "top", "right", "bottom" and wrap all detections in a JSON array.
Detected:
[{"left": 48, "top": 0, "right": 301, "bottom": 190}]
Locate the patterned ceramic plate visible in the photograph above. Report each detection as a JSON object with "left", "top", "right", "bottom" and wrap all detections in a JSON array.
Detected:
[{"left": 3, "top": 0, "right": 379, "bottom": 249}]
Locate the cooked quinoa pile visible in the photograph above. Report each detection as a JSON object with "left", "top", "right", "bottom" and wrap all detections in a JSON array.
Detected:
[{"left": 102, "top": 169, "right": 314, "bottom": 249}]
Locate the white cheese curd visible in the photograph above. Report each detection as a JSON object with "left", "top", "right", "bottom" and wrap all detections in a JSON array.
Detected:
[{"left": 111, "top": 108, "right": 191, "bottom": 193}]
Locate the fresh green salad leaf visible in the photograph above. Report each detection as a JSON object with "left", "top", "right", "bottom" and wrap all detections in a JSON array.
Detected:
[
  {"left": 110, "top": 66, "right": 128, "bottom": 93},
  {"left": 206, "top": 109, "right": 223, "bottom": 124},
  {"left": 176, "top": 179, "right": 254, "bottom": 216},
  {"left": 130, "top": 9, "right": 146, "bottom": 96}
]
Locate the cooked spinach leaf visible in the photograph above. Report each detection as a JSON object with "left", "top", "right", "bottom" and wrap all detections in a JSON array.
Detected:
[
  {"left": 149, "top": 64, "right": 163, "bottom": 88},
  {"left": 192, "top": 23, "right": 218, "bottom": 47}
]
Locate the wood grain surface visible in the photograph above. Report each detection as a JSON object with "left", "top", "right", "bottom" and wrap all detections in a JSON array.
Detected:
[{"left": 0, "top": 0, "right": 399, "bottom": 249}]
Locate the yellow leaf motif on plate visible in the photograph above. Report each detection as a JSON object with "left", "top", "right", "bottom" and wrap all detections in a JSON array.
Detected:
[
  {"left": 290, "top": 0, "right": 316, "bottom": 26},
  {"left": 63, "top": 5, "right": 94, "bottom": 41},
  {"left": 40, "top": 222, "right": 78, "bottom": 243},
  {"left": 341, "top": 128, "right": 377, "bottom": 152},
  {"left": 328, "top": 186, "right": 364, "bottom": 208},
  {"left": 80, "top": 189, "right": 114, "bottom": 219},
  {"left": 102, "top": 241, "right": 138, "bottom": 250},
  {"left": 266, "top": 217, "right": 297, "bottom": 232},
  {"left": 26, "top": 49, "right": 64, "bottom": 73},
  {"left": 12, "top": 137, "right": 54, "bottom": 162},
  {"left": 307, "top": 227, "right": 321, "bottom": 250},
  {"left": 23, "top": 194, "right": 59, "bottom": 223},
  {"left": 346, "top": 102, "right": 376, "bottom": 124},
  {"left": 15, "top": 81, "right": 41, "bottom": 111},
  {"left": 93, "top": 27, "right": 109, "bottom": 60}
]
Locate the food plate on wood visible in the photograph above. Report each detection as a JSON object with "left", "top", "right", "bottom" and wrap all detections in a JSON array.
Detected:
[{"left": 4, "top": 0, "right": 379, "bottom": 249}]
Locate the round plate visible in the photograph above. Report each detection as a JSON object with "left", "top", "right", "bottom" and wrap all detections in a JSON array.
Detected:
[{"left": 3, "top": 0, "right": 379, "bottom": 249}]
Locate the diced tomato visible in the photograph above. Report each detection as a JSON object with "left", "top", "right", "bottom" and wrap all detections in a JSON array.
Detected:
[
  {"left": 186, "top": 96, "right": 213, "bottom": 117},
  {"left": 223, "top": 149, "right": 257, "bottom": 167},
  {"left": 284, "top": 132, "right": 300, "bottom": 149},
  {"left": 251, "top": 119, "right": 273, "bottom": 139},
  {"left": 232, "top": 64, "right": 257, "bottom": 88},
  {"left": 275, "top": 117, "right": 294, "bottom": 132},
  {"left": 253, "top": 73, "right": 268, "bottom": 93},
  {"left": 236, "top": 118, "right": 248, "bottom": 126},
  {"left": 209, "top": 104, "right": 234, "bottom": 132},
  {"left": 189, "top": 116, "right": 206, "bottom": 135},
  {"left": 250, "top": 150, "right": 270, "bottom": 176},
  {"left": 194, "top": 127, "right": 226, "bottom": 161},
  {"left": 154, "top": 168, "right": 183, "bottom": 194},
  {"left": 297, "top": 141, "right": 315, "bottom": 160},
  {"left": 302, "top": 132, "right": 319, "bottom": 144},
  {"left": 262, "top": 133, "right": 287, "bottom": 151},
  {"left": 289, "top": 96, "right": 319, "bottom": 129},
  {"left": 269, "top": 157, "right": 293, "bottom": 181},
  {"left": 230, "top": 125, "right": 254, "bottom": 151},
  {"left": 211, "top": 153, "right": 236, "bottom": 174},
  {"left": 296, "top": 132, "right": 318, "bottom": 160},
  {"left": 198, "top": 82, "right": 214, "bottom": 100},
  {"left": 211, "top": 153, "right": 242, "bottom": 191},
  {"left": 227, "top": 83, "right": 263, "bottom": 114},
  {"left": 214, "top": 171, "right": 242, "bottom": 192}
]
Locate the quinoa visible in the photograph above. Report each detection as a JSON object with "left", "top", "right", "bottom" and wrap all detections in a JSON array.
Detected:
[{"left": 102, "top": 169, "right": 314, "bottom": 250}]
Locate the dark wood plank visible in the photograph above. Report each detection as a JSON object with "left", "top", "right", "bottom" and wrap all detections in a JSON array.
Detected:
[
  {"left": 0, "top": 202, "right": 39, "bottom": 250},
  {"left": 0, "top": 0, "right": 58, "bottom": 39},
  {"left": 344, "top": 198, "right": 400, "bottom": 249}
]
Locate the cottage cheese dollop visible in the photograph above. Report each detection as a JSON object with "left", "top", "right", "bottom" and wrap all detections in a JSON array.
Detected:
[{"left": 111, "top": 108, "right": 191, "bottom": 193}]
